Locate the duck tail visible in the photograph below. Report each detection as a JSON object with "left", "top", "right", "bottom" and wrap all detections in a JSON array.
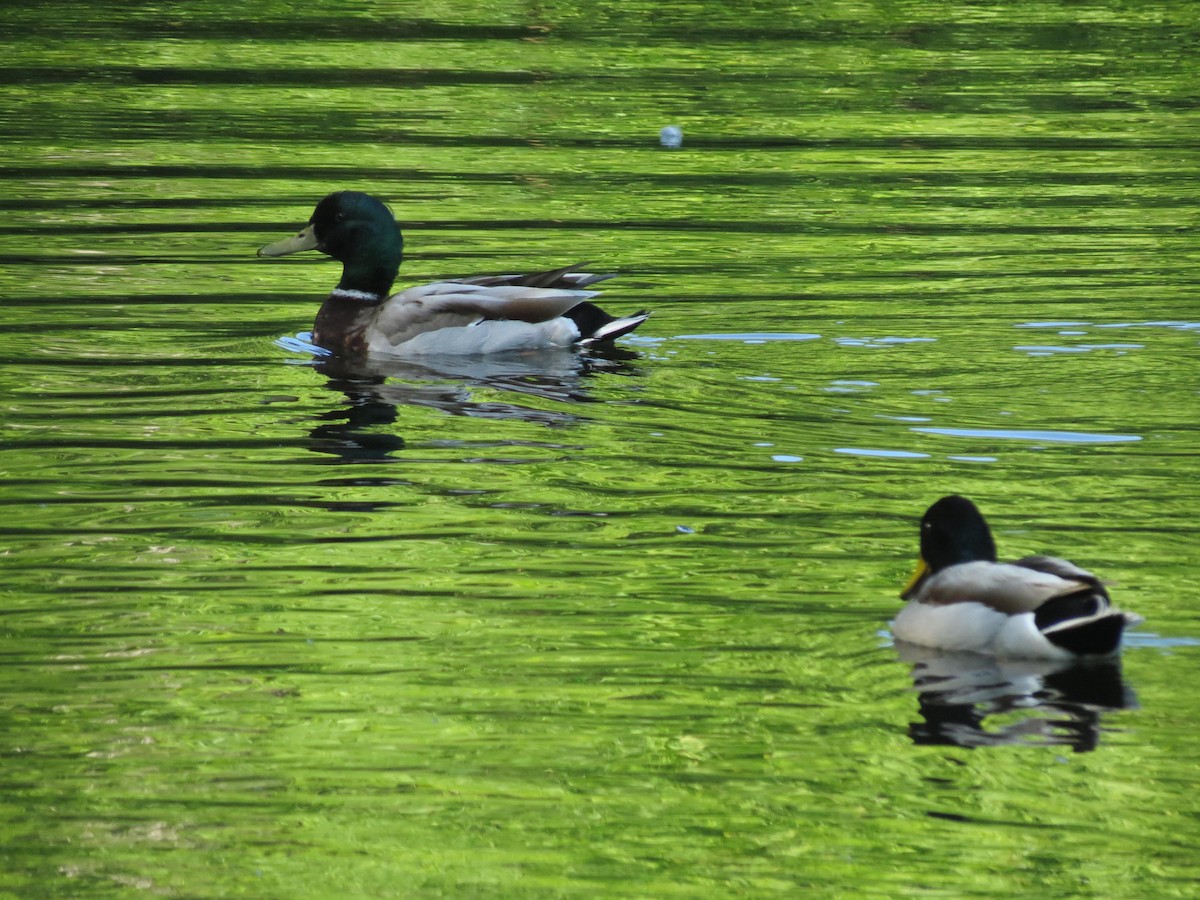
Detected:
[
  {"left": 1041, "top": 612, "right": 1129, "bottom": 657},
  {"left": 569, "top": 303, "right": 650, "bottom": 344},
  {"left": 1035, "top": 587, "right": 1129, "bottom": 656}
]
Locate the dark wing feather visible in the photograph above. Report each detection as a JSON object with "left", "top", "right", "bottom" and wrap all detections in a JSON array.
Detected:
[{"left": 455, "top": 263, "right": 617, "bottom": 290}]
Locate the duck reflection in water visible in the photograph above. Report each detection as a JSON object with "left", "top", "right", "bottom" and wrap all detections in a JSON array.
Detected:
[
  {"left": 300, "top": 340, "right": 644, "bottom": 461},
  {"left": 895, "top": 640, "right": 1138, "bottom": 752}
]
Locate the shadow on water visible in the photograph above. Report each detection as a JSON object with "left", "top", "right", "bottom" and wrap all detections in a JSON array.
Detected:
[
  {"left": 894, "top": 641, "right": 1138, "bottom": 753},
  {"left": 290, "top": 337, "right": 645, "bottom": 461}
]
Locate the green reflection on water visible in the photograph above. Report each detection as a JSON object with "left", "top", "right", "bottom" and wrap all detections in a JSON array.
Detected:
[{"left": 2, "top": 0, "right": 1199, "bottom": 896}]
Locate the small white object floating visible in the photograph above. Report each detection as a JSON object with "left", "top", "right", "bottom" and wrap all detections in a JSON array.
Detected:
[{"left": 659, "top": 125, "right": 683, "bottom": 149}]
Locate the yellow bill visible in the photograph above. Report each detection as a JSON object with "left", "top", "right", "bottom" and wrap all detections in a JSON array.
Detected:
[
  {"left": 258, "top": 223, "right": 319, "bottom": 257},
  {"left": 901, "top": 555, "right": 930, "bottom": 600}
]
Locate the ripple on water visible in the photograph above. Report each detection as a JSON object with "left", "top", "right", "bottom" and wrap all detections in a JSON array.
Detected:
[
  {"left": 1018, "top": 320, "right": 1200, "bottom": 332},
  {"left": 1016, "top": 321, "right": 1093, "bottom": 328},
  {"left": 673, "top": 332, "right": 822, "bottom": 343},
  {"left": 1097, "top": 321, "right": 1200, "bottom": 331},
  {"left": 911, "top": 426, "right": 1141, "bottom": 444},
  {"left": 275, "top": 332, "right": 330, "bottom": 357},
  {"left": 1016, "top": 343, "right": 1144, "bottom": 356},
  {"left": 827, "top": 380, "right": 879, "bottom": 393},
  {"left": 1125, "top": 632, "right": 1200, "bottom": 651},
  {"left": 833, "top": 447, "right": 931, "bottom": 459},
  {"left": 833, "top": 336, "right": 936, "bottom": 347}
]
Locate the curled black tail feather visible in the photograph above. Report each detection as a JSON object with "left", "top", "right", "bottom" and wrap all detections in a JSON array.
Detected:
[
  {"left": 1033, "top": 590, "right": 1107, "bottom": 631},
  {"left": 1042, "top": 614, "right": 1127, "bottom": 656},
  {"left": 566, "top": 302, "right": 650, "bottom": 342}
]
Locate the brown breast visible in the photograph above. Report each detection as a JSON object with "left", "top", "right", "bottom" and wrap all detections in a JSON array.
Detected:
[{"left": 312, "top": 296, "right": 376, "bottom": 355}]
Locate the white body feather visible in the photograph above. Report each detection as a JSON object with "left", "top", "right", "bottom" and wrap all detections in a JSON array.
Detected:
[
  {"left": 370, "top": 317, "right": 582, "bottom": 355},
  {"left": 893, "top": 601, "right": 1074, "bottom": 660}
]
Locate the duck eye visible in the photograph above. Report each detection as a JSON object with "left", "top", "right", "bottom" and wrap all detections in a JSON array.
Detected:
[{"left": 334, "top": 212, "right": 346, "bottom": 223}]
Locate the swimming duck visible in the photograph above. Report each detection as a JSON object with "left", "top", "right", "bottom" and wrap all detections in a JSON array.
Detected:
[
  {"left": 259, "top": 191, "right": 650, "bottom": 356},
  {"left": 894, "top": 495, "right": 1140, "bottom": 659}
]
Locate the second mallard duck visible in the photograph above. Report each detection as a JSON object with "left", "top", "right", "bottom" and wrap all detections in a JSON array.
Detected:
[
  {"left": 259, "top": 191, "right": 650, "bottom": 356},
  {"left": 895, "top": 495, "right": 1140, "bottom": 659}
]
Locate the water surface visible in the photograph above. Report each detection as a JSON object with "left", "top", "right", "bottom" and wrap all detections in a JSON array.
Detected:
[{"left": 2, "top": 1, "right": 1199, "bottom": 896}]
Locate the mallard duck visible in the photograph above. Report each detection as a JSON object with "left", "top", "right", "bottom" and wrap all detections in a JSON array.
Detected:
[
  {"left": 259, "top": 191, "right": 650, "bottom": 356},
  {"left": 894, "top": 495, "right": 1140, "bottom": 659}
]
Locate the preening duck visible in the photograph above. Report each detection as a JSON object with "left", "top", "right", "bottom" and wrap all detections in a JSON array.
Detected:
[
  {"left": 259, "top": 191, "right": 650, "bottom": 356},
  {"left": 894, "top": 495, "right": 1140, "bottom": 659}
]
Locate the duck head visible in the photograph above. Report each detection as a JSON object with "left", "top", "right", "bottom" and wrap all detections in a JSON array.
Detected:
[
  {"left": 259, "top": 191, "right": 404, "bottom": 300},
  {"left": 902, "top": 494, "right": 998, "bottom": 599}
]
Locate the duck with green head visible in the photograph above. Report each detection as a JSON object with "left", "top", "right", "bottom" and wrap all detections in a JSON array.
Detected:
[
  {"left": 894, "top": 495, "right": 1141, "bottom": 659},
  {"left": 259, "top": 191, "right": 650, "bottom": 356}
]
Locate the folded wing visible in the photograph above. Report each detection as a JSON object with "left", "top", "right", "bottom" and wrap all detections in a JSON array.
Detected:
[
  {"left": 374, "top": 281, "right": 600, "bottom": 348},
  {"left": 917, "top": 560, "right": 1092, "bottom": 614}
]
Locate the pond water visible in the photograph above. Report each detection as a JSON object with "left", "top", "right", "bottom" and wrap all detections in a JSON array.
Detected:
[{"left": 2, "top": 1, "right": 1199, "bottom": 896}]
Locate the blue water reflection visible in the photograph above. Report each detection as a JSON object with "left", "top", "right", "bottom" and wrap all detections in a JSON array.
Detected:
[{"left": 912, "top": 426, "right": 1141, "bottom": 444}]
